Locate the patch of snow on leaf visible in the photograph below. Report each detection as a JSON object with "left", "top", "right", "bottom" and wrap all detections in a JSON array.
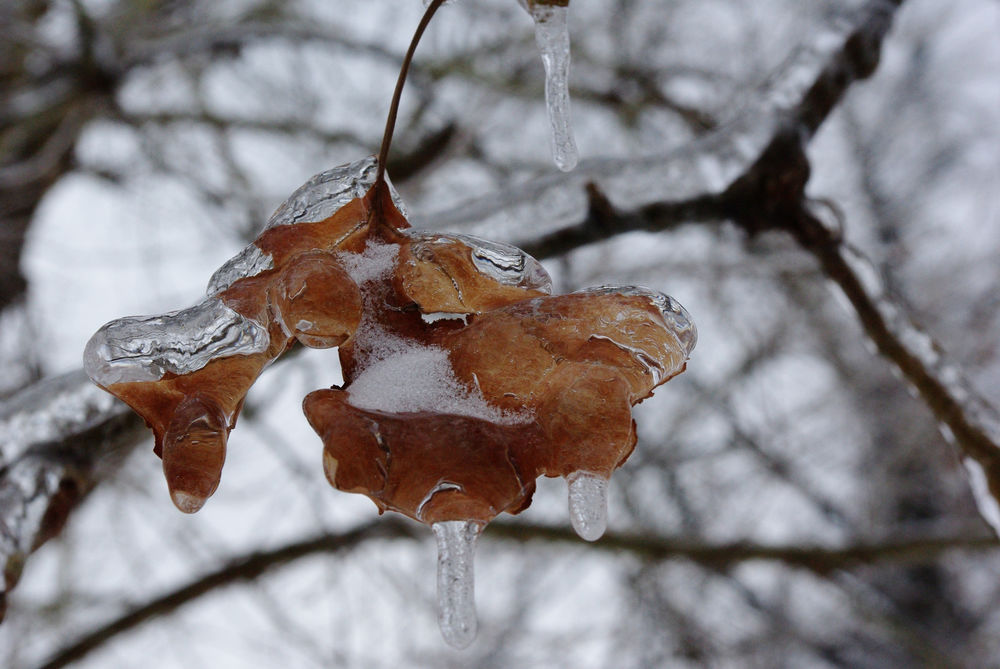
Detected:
[
  {"left": 337, "top": 241, "right": 400, "bottom": 285},
  {"left": 420, "top": 312, "right": 470, "bottom": 325},
  {"left": 346, "top": 343, "right": 529, "bottom": 424}
]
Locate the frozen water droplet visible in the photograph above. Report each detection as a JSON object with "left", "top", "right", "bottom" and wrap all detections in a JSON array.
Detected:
[
  {"left": 170, "top": 491, "right": 207, "bottom": 514},
  {"left": 567, "top": 471, "right": 608, "bottom": 541},
  {"left": 529, "top": 3, "right": 578, "bottom": 171},
  {"left": 574, "top": 285, "right": 698, "bottom": 356},
  {"left": 432, "top": 520, "right": 481, "bottom": 649},
  {"left": 84, "top": 298, "right": 270, "bottom": 386}
]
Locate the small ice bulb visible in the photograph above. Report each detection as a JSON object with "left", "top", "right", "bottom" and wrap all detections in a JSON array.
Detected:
[{"left": 567, "top": 471, "right": 608, "bottom": 541}]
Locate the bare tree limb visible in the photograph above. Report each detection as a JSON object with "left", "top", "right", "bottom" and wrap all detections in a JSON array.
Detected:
[
  {"left": 415, "top": 2, "right": 899, "bottom": 238},
  {"left": 119, "top": 21, "right": 403, "bottom": 72},
  {"left": 34, "top": 519, "right": 411, "bottom": 669},
  {"left": 116, "top": 110, "right": 367, "bottom": 147}
]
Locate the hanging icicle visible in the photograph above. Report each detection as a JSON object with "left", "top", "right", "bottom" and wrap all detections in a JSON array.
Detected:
[
  {"left": 567, "top": 471, "right": 608, "bottom": 541},
  {"left": 520, "top": 0, "right": 578, "bottom": 171},
  {"left": 433, "top": 520, "right": 482, "bottom": 649}
]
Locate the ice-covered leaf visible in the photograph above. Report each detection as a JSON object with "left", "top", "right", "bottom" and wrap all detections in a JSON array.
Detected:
[{"left": 83, "top": 158, "right": 410, "bottom": 512}]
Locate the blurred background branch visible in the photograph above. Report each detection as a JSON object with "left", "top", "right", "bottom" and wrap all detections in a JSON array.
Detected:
[
  {"left": 38, "top": 517, "right": 999, "bottom": 669},
  {"left": 2, "top": 0, "right": 999, "bottom": 666}
]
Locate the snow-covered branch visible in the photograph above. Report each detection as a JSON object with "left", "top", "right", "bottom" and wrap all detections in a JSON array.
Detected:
[{"left": 788, "top": 211, "right": 1000, "bottom": 534}]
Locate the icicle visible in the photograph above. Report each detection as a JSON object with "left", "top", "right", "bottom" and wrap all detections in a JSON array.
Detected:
[
  {"left": 566, "top": 471, "right": 607, "bottom": 541},
  {"left": 432, "top": 520, "right": 481, "bottom": 649},
  {"left": 529, "top": 2, "right": 578, "bottom": 171}
]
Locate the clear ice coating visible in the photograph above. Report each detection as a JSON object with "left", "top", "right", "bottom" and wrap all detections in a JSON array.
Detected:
[
  {"left": 266, "top": 155, "right": 407, "bottom": 230},
  {"left": 432, "top": 520, "right": 481, "bottom": 649},
  {"left": 963, "top": 457, "right": 1000, "bottom": 535},
  {"left": 529, "top": 2, "right": 578, "bottom": 171},
  {"left": 406, "top": 231, "right": 553, "bottom": 292},
  {"left": 417, "top": 481, "right": 465, "bottom": 520},
  {"left": 575, "top": 285, "right": 698, "bottom": 356},
  {"left": 566, "top": 471, "right": 608, "bottom": 541},
  {"left": 207, "top": 244, "right": 274, "bottom": 295},
  {"left": 83, "top": 298, "right": 270, "bottom": 386},
  {"left": 460, "top": 234, "right": 553, "bottom": 291},
  {"left": 85, "top": 158, "right": 403, "bottom": 389}
]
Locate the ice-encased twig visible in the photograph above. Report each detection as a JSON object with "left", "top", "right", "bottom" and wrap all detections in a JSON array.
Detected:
[
  {"left": 416, "top": 1, "right": 897, "bottom": 240},
  {"left": 818, "top": 238, "right": 1000, "bottom": 536}
]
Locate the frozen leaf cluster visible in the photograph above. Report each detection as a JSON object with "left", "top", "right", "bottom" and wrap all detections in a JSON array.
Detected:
[{"left": 84, "top": 157, "right": 695, "bottom": 646}]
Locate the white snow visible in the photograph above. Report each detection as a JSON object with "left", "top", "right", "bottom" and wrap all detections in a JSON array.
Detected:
[
  {"left": 345, "top": 342, "right": 529, "bottom": 424},
  {"left": 336, "top": 241, "right": 400, "bottom": 285},
  {"left": 420, "top": 312, "right": 470, "bottom": 325}
]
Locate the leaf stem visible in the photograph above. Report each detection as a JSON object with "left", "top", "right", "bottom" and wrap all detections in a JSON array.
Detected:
[{"left": 374, "top": 0, "right": 449, "bottom": 194}]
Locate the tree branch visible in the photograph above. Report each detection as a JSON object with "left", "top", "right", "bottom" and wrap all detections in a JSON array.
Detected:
[
  {"left": 488, "top": 0, "right": 1000, "bottom": 532},
  {"left": 786, "top": 210, "right": 1000, "bottom": 532},
  {"left": 119, "top": 21, "right": 403, "bottom": 71},
  {"left": 0, "top": 372, "right": 145, "bottom": 622},
  {"left": 34, "top": 520, "right": 415, "bottom": 669},
  {"left": 416, "top": 1, "right": 900, "bottom": 243},
  {"left": 116, "top": 110, "right": 366, "bottom": 147}
]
